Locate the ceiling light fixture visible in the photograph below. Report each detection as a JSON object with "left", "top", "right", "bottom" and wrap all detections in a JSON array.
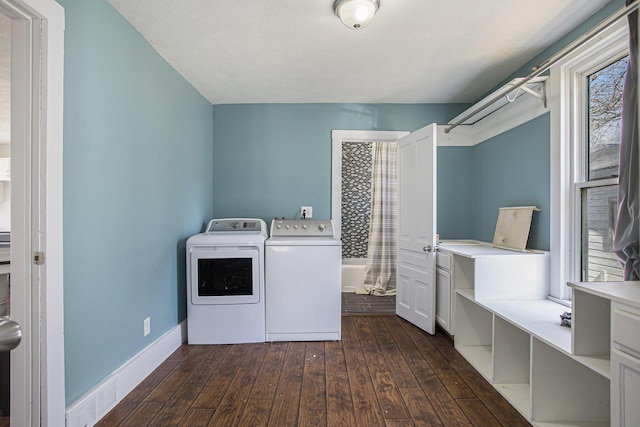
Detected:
[{"left": 333, "top": 0, "right": 380, "bottom": 30}]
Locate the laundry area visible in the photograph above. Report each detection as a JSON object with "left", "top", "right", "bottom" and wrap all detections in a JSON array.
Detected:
[
  {"left": 186, "top": 218, "right": 342, "bottom": 345},
  {"left": 7, "top": 0, "right": 638, "bottom": 426}
]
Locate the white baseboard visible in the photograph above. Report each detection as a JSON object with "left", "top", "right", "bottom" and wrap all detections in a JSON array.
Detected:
[{"left": 65, "top": 321, "right": 187, "bottom": 427}]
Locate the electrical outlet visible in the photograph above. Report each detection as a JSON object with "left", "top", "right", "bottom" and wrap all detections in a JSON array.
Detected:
[
  {"left": 301, "top": 206, "right": 313, "bottom": 219},
  {"left": 144, "top": 317, "right": 151, "bottom": 336}
]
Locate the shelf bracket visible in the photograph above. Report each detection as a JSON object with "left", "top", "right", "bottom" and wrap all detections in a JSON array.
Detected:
[{"left": 517, "top": 82, "right": 547, "bottom": 107}]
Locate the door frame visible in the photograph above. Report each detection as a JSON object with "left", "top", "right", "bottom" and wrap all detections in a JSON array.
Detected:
[
  {"left": 330, "top": 130, "right": 409, "bottom": 240},
  {"left": 1, "top": 0, "right": 64, "bottom": 424}
]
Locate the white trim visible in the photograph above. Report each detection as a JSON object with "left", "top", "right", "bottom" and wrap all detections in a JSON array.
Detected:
[
  {"left": 331, "top": 130, "right": 409, "bottom": 240},
  {"left": 33, "top": 1, "right": 65, "bottom": 424},
  {"left": 469, "top": 91, "right": 549, "bottom": 145},
  {"left": 549, "top": 19, "right": 628, "bottom": 299},
  {"left": 3, "top": 0, "right": 65, "bottom": 424},
  {"left": 5, "top": 5, "right": 36, "bottom": 425},
  {"left": 436, "top": 125, "right": 475, "bottom": 146},
  {"left": 0, "top": 0, "right": 64, "bottom": 425},
  {"left": 439, "top": 92, "right": 549, "bottom": 147},
  {"left": 65, "top": 321, "right": 187, "bottom": 427}
]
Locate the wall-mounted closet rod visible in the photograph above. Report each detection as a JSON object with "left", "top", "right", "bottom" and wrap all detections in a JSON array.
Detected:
[{"left": 445, "top": 0, "right": 639, "bottom": 134}]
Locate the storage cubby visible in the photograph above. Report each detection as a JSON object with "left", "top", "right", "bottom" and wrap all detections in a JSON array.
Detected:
[
  {"left": 455, "top": 287, "right": 613, "bottom": 426},
  {"left": 493, "top": 316, "right": 531, "bottom": 418},
  {"left": 531, "top": 337, "right": 610, "bottom": 425},
  {"left": 572, "top": 287, "right": 611, "bottom": 378},
  {"left": 452, "top": 255, "right": 474, "bottom": 290},
  {"left": 438, "top": 242, "right": 549, "bottom": 336},
  {"left": 455, "top": 290, "right": 493, "bottom": 378}
]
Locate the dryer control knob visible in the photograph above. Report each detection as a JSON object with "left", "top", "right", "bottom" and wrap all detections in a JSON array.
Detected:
[
  {"left": 294, "top": 225, "right": 299, "bottom": 229},
  {"left": 318, "top": 224, "right": 326, "bottom": 231},
  {"left": 276, "top": 224, "right": 282, "bottom": 229},
  {"left": 285, "top": 225, "right": 291, "bottom": 229},
  {"left": 302, "top": 224, "right": 308, "bottom": 229}
]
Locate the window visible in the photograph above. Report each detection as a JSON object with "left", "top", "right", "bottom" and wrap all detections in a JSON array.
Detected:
[
  {"left": 550, "top": 20, "right": 629, "bottom": 300},
  {"left": 580, "top": 56, "right": 627, "bottom": 282}
]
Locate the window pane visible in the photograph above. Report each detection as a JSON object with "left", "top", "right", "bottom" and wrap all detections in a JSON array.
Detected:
[
  {"left": 581, "top": 185, "right": 623, "bottom": 281},
  {"left": 587, "top": 56, "right": 627, "bottom": 180}
]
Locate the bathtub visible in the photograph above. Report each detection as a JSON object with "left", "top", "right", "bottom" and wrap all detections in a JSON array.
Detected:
[{"left": 342, "top": 258, "right": 367, "bottom": 293}]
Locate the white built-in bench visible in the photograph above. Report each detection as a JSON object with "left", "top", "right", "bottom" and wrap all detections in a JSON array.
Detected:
[
  {"left": 456, "top": 289, "right": 610, "bottom": 426},
  {"left": 438, "top": 241, "right": 617, "bottom": 425}
]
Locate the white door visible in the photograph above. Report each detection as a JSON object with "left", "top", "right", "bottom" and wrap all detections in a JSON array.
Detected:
[
  {"left": 396, "top": 123, "right": 437, "bottom": 334},
  {"left": 0, "top": 1, "right": 65, "bottom": 424}
]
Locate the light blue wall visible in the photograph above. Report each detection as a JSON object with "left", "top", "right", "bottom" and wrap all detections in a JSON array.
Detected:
[
  {"left": 437, "top": 147, "right": 474, "bottom": 239},
  {"left": 470, "top": 114, "right": 551, "bottom": 250},
  {"left": 59, "top": 0, "right": 214, "bottom": 404},
  {"left": 211, "top": 103, "right": 470, "bottom": 229},
  {"left": 464, "top": 1, "right": 624, "bottom": 249},
  {"left": 56, "top": 0, "right": 621, "bottom": 407}
]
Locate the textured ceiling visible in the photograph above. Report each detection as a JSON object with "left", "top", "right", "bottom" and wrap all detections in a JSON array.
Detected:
[{"left": 108, "top": 0, "right": 611, "bottom": 105}]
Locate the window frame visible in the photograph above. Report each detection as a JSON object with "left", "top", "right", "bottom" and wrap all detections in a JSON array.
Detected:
[{"left": 549, "top": 19, "right": 629, "bottom": 300}]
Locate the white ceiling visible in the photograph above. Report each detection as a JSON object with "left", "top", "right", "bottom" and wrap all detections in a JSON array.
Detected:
[{"left": 108, "top": 0, "right": 611, "bottom": 105}]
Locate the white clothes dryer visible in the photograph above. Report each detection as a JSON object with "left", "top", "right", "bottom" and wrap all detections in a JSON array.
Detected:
[
  {"left": 186, "top": 218, "right": 267, "bottom": 344},
  {"left": 265, "top": 219, "right": 341, "bottom": 341}
]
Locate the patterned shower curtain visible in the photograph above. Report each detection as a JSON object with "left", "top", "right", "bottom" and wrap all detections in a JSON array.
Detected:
[{"left": 363, "top": 142, "right": 397, "bottom": 296}]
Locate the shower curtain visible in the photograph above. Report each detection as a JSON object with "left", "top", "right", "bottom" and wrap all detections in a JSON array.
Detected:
[
  {"left": 363, "top": 142, "right": 397, "bottom": 296},
  {"left": 614, "top": 0, "right": 639, "bottom": 281}
]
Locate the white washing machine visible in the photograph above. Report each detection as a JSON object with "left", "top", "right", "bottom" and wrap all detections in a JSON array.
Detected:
[
  {"left": 186, "top": 218, "right": 267, "bottom": 344},
  {"left": 266, "top": 219, "right": 341, "bottom": 341}
]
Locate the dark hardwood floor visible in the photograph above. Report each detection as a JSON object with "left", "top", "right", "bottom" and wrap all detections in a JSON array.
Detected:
[
  {"left": 341, "top": 293, "right": 396, "bottom": 314},
  {"left": 96, "top": 316, "right": 531, "bottom": 426}
]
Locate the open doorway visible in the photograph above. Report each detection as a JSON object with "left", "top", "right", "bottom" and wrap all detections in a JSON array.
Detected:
[
  {"left": 331, "top": 130, "right": 408, "bottom": 313},
  {"left": 0, "top": 0, "right": 65, "bottom": 424}
]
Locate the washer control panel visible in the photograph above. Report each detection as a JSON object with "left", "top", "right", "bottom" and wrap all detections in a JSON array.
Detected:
[
  {"left": 206, "top": 218, "right": 266, "bottom": 233},
  {"left": 270, "top": 219, "right": 335, "bottom": 238}
]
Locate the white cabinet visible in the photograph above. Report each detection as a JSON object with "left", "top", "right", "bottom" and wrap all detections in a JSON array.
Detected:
[
  {"left": 437, "top": 241, "right": 549, "bottom": 335},
  {"left": 612, "top": 348, "right": 640, "bottom": 427},
  {"left": 612, "top": 301, "right": 640, "bottom": 427},
  {"left": 568, "top": 280, "right": 640, "bottom": 427},
  {"left": 435, "top": 252, "right": 452, "bottom": 332},
  {"left": 435, "top": 266, "right": 451, "bottom": 331}
]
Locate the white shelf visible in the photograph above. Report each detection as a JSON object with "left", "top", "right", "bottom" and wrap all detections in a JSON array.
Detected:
[
  {"left": 494, "top": 383, "right": 531, "bottom": 419},
  {"left": 455, "top": 289, "right": 611, "bottom": 426},
  {"left": 573, "top": 355, "right": 611, "bottom": 380},
  {"left": 481, "top": 298, "right": 572, "bottom": 354},
  {"left": 447, "top": 76, "right": 548, "bottom": 126},
  {"left": 568, "top": 281, "right": 640, "bottom": 310},
  {"left": 456, "top": 288, "right": 474, "bottom": 300},
  {"left": 456, "top": 345, "right": 493, "bottom": 378}
]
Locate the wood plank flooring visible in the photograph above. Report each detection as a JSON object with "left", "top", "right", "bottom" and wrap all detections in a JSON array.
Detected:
[
  {"left": 341, "top": 293, "right": 396, "bottom": 314},
  {"left": 96, "top": 316, "right": 531, "bottom": 426}
]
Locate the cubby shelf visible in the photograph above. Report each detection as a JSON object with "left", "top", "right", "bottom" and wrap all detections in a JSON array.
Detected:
[{"left": 455, "top": 289, "right": 611, "bottom": 426}]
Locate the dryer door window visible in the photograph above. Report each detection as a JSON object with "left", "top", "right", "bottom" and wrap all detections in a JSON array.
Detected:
[
  {"left": 190, "top": 247, "right": 261, "bottom": 305},
  {"left": 197, "top": 258, "right": 252, "bottom": 296}
]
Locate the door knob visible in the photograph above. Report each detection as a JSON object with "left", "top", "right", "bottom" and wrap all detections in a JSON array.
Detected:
[
  {"left": 423, "top": 245, "right": 432, "bottom": 253},
  {"left": 0, "top": 317, "right": 22, "bottom": 352}
]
